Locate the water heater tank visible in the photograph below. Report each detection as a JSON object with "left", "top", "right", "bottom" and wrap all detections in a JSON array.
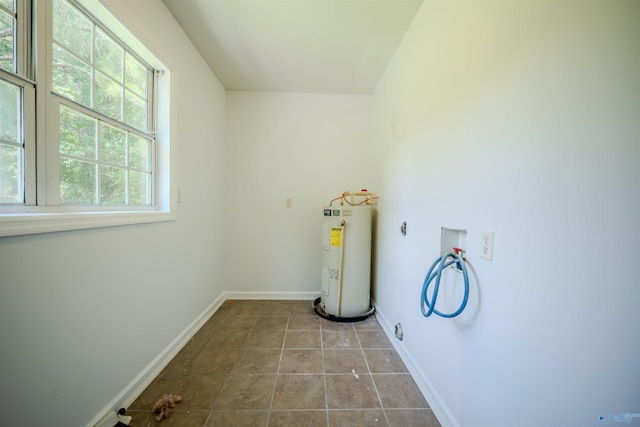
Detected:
[{"left": 318, "top": 205, "right": 373, "bottom": 319}]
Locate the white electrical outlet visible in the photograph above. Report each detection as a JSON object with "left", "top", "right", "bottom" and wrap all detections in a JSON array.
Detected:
[
  {"left": 285, "top": 197, "right": 293, "bottom": 208},
  {"left": 480, "top": 231, "right": 494, "bottom": 261}
]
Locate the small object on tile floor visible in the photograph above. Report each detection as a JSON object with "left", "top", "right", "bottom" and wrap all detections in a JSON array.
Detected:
[
  {"left": 152, "top": 394, "right": 182, "bottom": 421},
  {"left": 93, "top": 409, "right": 131, "bottom": 427}
]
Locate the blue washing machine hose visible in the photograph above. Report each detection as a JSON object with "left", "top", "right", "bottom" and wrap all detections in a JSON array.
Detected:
[{"left": 421, "top": 252, "right": 469, "bottom": 318}]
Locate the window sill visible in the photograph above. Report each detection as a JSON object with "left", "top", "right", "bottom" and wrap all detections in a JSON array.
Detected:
[{"left": 0, "top": 210, "right": 175, "bottom": 237}]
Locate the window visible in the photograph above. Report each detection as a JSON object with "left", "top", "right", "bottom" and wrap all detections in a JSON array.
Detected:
[
  {"left": 0, "top": 0, "right": 17, "bottom": 72},
  {"left": 0, "top": 0, "right": 30, "bottom": 205},
  {"left": 52, "top": 0, "right": 153, "bottom": 206},
  {"left": 0, "top": 0, "right": 16, "bottom": 74},
  {"left": 0, "top": 78, "right": 21, "bottom": 203},
  {"left": 0, "top": 0, "right": 173, "bottom": 236}
]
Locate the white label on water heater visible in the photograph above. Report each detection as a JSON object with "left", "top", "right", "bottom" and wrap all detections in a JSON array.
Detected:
[
  {"left": 322, "top": 224, "right": 331, "bottom": 250},
  {"left": 321, "top": 267, "right": 329, "bottom": 295}
]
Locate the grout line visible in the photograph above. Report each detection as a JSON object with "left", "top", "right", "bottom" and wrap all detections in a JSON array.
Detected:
[
  {"left": 264, "top": 312, "right": 288, "bottom": 427},
  {"left": 202, "top": 307, "right": 235, "bottom": 427},
  {"left": 355, "top": 322, "right": 391, "bottom": 427},
  {"left": 320, "top": 319, "right": 330, "bottom": 426}
]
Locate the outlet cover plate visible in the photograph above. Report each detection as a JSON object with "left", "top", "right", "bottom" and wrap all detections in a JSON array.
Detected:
[{"left": 480, "top": 231, "right": 494, "bottom": 261}]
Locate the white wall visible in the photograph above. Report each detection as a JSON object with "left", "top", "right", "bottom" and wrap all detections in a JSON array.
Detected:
[
  {"left": 2, "top": 1, "right": 638, "bottom": 426},
  {"left": 0, "top": 1, "right": 227, "bottom": 426},
  {"left": 225, "top": 92, "right": 375, "bottom": 297},
  {"left": 372, "top": 1, "right": 640, "bottom": 426}
]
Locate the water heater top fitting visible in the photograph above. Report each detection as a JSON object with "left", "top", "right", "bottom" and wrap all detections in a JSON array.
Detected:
[{"left": 329, "top": 189, "right": 378, "bottom": 207}]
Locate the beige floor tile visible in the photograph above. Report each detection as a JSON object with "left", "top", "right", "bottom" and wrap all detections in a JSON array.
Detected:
[
  {"left": 290, "top": 300, "right": 317, "bottom": 315},
  {"left": 221, "top": 315, "right": 258, "bottom": 330},
  {"left": 231, "top": 349, "right": 281, "bottom": 374},
  {"left": 254, "top": 315, "right": 289, "bottom": 330},
  {"left": 322, "top": 329, "right": 359, "bottom": 349},
  {"left": 178, "top": 330, "right": 210, "bottom": 360},
  {"left": 129, "top": 410, "right": 210, "bottom": 427},
  {"left": 191, "top": 348, "right": 239, "bottom": 375},
  {"left": 320, "top": 320, "right": 356, "bottom": 332},
  {"left": 289, "top": 315, "right": 322, "bottom": 331},
  {"left": 363, "top": 349, "right": 408, "bottom": 374},
  {"left": 356, "top": 330, "right": 392, "bottom": 348},
  {"left": 280, "top": 349, "right": 324, "bottom": 374},
  {"left": 328, "top": 409, "right": 387, "bottom": 426},
  {"left": 243, "top": 329, "right": 286, "bottom": 349},
  {"left": 372, "top": 374, "right": 428, "bottom": 408},
  {"left": 208, "top": 306, "right": 234, "bottom": 320},
  {"left": 197, "top": 315, "right": 226, "bottom": 336},
  {"left": 180, "top": 373, "right": 226, "bottom": 411},
  {"left": 323, "top": 349, "right": 368, "bottom": 374},
  {"left": 207, "top": 410, "right": 269, "bottom": 426},
  {"left": 223, "top": 300, "right": 266, "bottom": 316},
  {"left": 156, "top": 356, "right": 191, "bottom": 380},
  {"left": 269, "top": 410, "right": 328, "bottom": 426},
  {"left": 325, "top": 374, "right": 381, "bottom": 409},
  {"left": 385, "top": 409, "right": 440, "bottom": 427},
  {"left": 352, "top": 316, "right": 383, "bottom": 331},
  {"left": 253, "top": 300, "right": 294, "bottom": 315},
  {"left": 272, "top": 374, "right": 326, "bottom": 410},
  {"left": 205, "top": 329, "right": 250, "bottom": 350},
  {"left": 212, "top": 374, "right": 277, "bottom": 410},
  {"left": 284, "top": 330, "right": 322, "bottom": 348}
]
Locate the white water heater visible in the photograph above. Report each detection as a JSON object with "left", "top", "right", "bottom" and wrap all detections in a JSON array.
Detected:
[{"left": 319, "top": 204, "right": 373, "bottom": 317}]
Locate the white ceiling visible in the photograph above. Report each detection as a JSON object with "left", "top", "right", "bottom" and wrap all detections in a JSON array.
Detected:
[{"left": 161, "top": 0, "right": 423, "bottom": 94}]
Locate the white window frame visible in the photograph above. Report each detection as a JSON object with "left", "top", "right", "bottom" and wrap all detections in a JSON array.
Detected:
[{"left": 0, "top": 0, "right": 174, "bottom": 237}]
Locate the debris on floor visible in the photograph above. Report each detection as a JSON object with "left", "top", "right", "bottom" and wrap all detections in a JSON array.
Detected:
[{"left": 153, "top": 394, "right": 183, "bottom": 421}]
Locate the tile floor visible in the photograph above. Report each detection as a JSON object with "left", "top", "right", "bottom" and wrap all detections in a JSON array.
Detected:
[{"left": 128, "top": 300, "right": 441, "bottom": 427}]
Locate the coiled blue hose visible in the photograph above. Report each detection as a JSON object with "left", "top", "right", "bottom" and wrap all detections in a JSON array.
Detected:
[{"left": 421, "top": 252, "right": 469, "bottom": 318}]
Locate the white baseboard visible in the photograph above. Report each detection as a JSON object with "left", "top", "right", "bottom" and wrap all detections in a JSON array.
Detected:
[
  {"left": 224, "top": 290, "right": 320, "bottom": 301},
  {"left": 374, "top": 305, "right": 459, "bottom": 427},
  {"left": 87, "top": 291, "right": 322, "bottom": 426},
  {"left": 86, "top": 293, "right": 226, "bottom": 427}
]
